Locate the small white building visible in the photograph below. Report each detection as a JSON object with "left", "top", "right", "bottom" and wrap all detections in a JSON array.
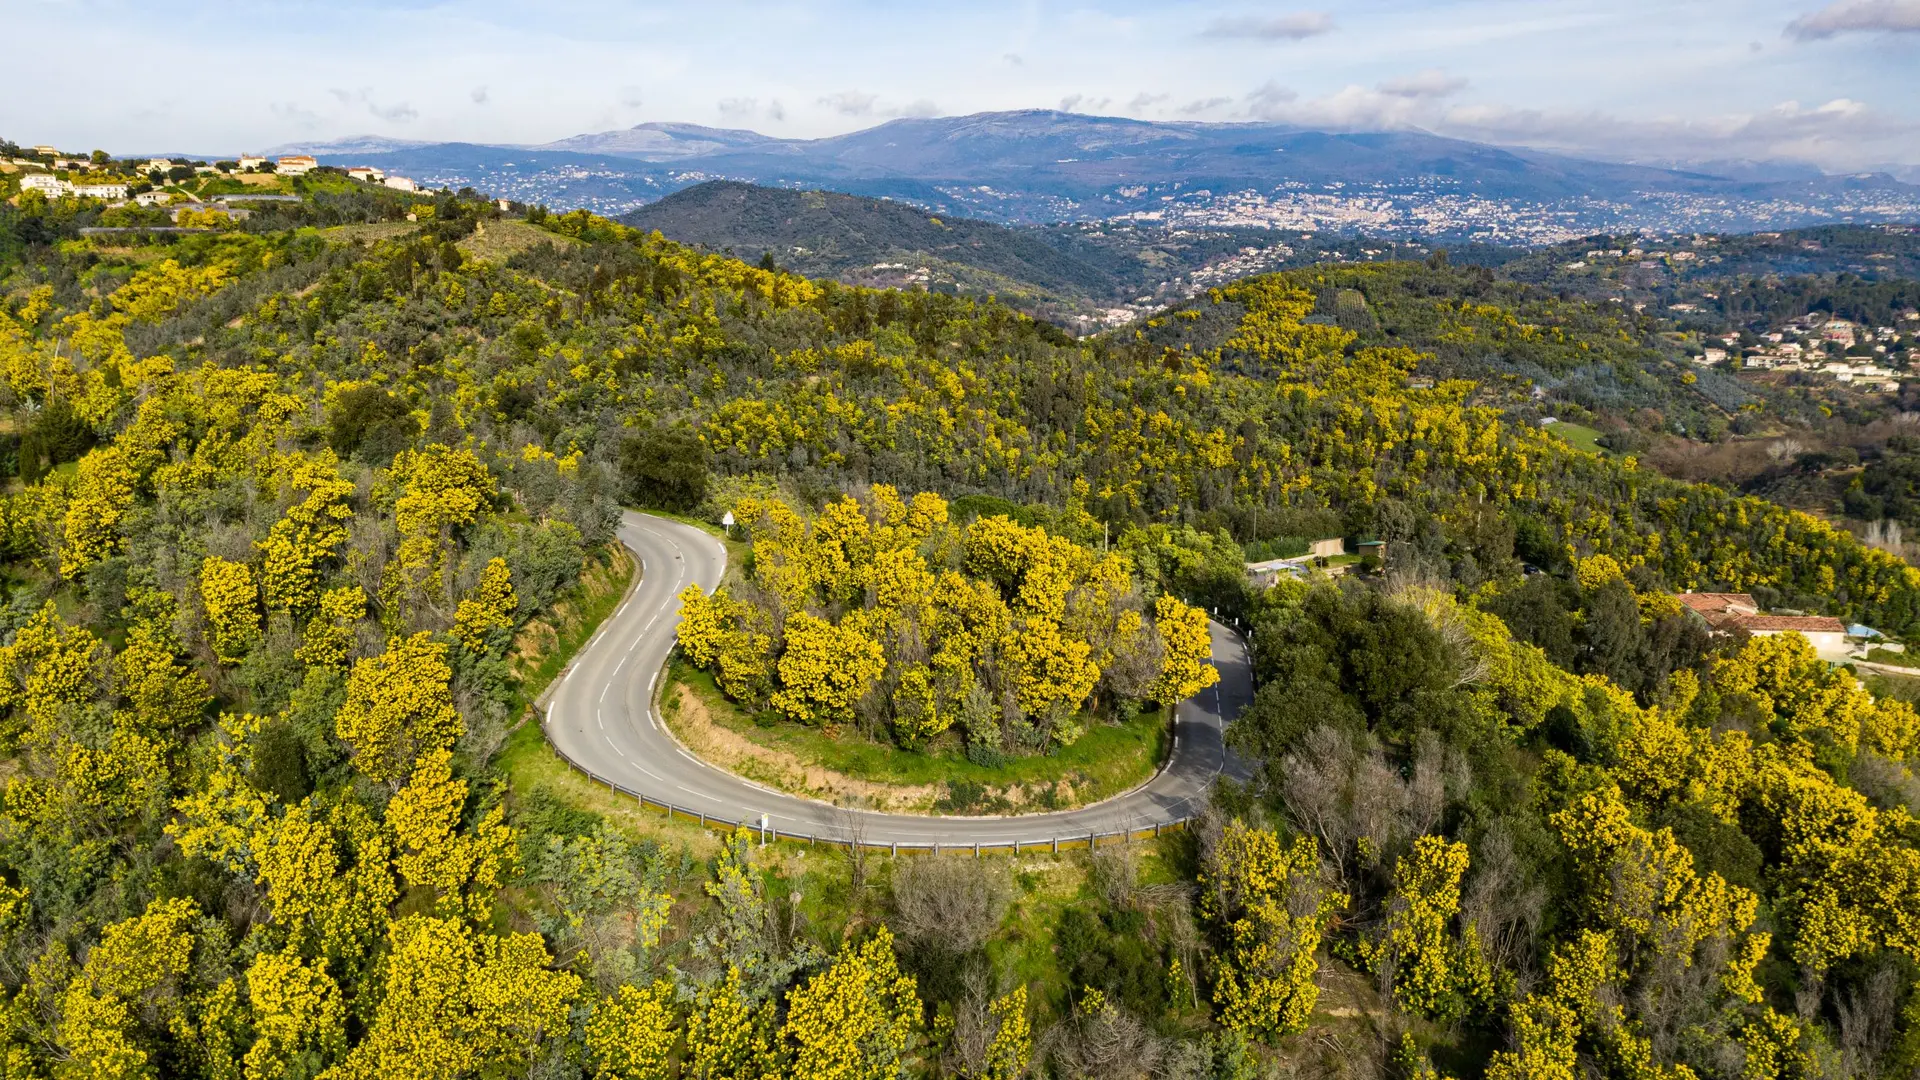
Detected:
[
  {"left": 238, "top": 155, "right": 267, "bottom": 171},
  {"left": 1245, "top": 559, "right": 1308, "bottom": 588},
  {"left": 382, "top": 175, "right": 419, "bottom": 193},
  {"left": 73, "top": 183, "right": 129, "bottom": 200},
  {"left": 276, "top": 155, "right": 317, "bottom": 176},
  {"left": 1701, "top": 348, "right": 1727, "bottom": 364},
  {"left": 347, "top": 166, "right": 385, "bottom": 183},
  {"left": 134, "top": 190, "right": 173, "bottom": 207},
  {"left": 146, "top": 158, "right": 174, "bottom": 173},
  {"left": 18, "top": 174, "right": 66, "bottom": 196}
]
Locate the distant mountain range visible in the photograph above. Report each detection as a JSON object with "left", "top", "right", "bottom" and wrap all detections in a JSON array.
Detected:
[{"left": 276, "top": 110, "right": 1920, "bottom": 241}]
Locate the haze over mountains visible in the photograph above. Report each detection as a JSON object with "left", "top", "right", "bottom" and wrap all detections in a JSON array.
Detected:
[{"left": 275, "top": 110, "right": 1920, "bottom": 242}]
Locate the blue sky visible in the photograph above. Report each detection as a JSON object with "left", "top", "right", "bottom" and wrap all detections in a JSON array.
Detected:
[{"left": 7, "top": 0, "right": 1918, "bottom": 170}]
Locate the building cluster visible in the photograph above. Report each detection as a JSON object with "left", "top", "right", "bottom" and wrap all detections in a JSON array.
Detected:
[
  {"left": 341, "top": 164, "right": 421, "bottom": 192},
  {"left": 9, "top": 145, "right": 425, "bottom": 205},
  {"left": 16, "top": 173, "right": 130, "bottom": 201},
  {"left": 1698, "top": 311, "right": 1918, "bottom": 391}
]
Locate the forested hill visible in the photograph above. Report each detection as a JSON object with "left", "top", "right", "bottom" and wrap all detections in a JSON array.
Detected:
[
  {"left": 10, "top": 177, "right": 1920, "bottom": 1078},
  {"left": 618, "top": 180, "right": 1124, "bottom": 311}
]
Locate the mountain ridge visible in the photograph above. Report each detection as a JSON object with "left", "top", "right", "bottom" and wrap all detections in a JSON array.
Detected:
[{"left": 284, "top": 109, "right": 1920, "bottom": 234}]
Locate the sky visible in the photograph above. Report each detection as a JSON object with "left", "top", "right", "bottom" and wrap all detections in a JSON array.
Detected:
[{"left": 6, "top": 0, "right": 1919, "bottom": 172}]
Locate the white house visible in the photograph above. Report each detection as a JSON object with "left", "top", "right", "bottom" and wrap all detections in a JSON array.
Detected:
[
  {"left": 382, "top": 175, "right": 419, "bottom": 193},
  {"left": 347, "top": 166, "right": 385, "bottom": 183},
  {"left": 134, "top": 190, "right": 173, "bottom": 207},
  {"left": 18, "top": 174, "right": 66, "bottom": 196},
  {"left": 146, "top": 158, "right": 174, "bottom": 173},
  {"left": 1307, "top": 537, "right": 1345, "bottom": 559},
  {"left": 237, "top": 155, "right": 267, "bottom": 171},
  {"left": 1677, "top": 592, "right": 1851, "bottom": 662},
  {"left": 73, "top": 183, "right": 129, "bottom": 200},
  {"left": 276, "top": 156, "right": 317, "bottom": 176}
]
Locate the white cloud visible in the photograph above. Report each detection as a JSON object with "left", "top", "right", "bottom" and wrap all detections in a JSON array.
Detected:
[
  {"left": 1378, "top": 69, "right": 1468, "bottom": 99},
  {"left": 1787, "top": 0, "right": 1920, "bottom": 39},
  {"left": 1438, "top": 96, "right": 1918, "bottom": 169},
  {"left": 328, "top": 87, "right": 419, "bottom": 124},
  {"left": 1180, "top": 96, "right": 1235, "bottom": 115},
  {"left": 818, "top": 92, "right": 939, "bottom": 119},
  {"left": 1246, "top": 82, "right": 1298, "bottom": 111},
  {"left": 470, "top": 86, "right": 489, "bottom": 105},
  {"left": 1129, "top": 92, "right": 1171, "bottom": 110},
  {"left": 269, "top": 101, "right": 322, "bottom": 132},
  {"left": 1245, "top": 84, "right": 1430, "bottom": 130},
  {"left": 1202, "top": 12, "right": 1334, "bottom": 41},
  {"left": 821, "top": 91, "right": 879, "bottom": 116}
]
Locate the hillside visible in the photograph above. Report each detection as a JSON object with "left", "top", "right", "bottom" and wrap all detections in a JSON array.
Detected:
[
  {"left": 9, "top": 175, "right": 1920, "bottom": 1079},
  {"left": 618, "top": 183, "right": 1915, "bottom": 442},
  {"left": 617, "top": 180, "right": 1125, "bottom": 319}
]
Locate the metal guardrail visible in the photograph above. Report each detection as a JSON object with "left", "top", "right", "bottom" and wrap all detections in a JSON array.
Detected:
[{"left": 535, "top": 711, "right": 1192, "bottom": 855}]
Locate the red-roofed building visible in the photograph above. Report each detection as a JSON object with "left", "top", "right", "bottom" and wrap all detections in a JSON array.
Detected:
[
  {"left": 1676, "top": 592, "right": 1849, "bottom": 659},
  {"left": 1676, "top": 592, "right": 1760, "bottom": 627}
]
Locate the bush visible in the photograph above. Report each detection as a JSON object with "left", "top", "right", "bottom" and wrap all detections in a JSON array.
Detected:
[
  {"left": 328, "top": 385, "right": 417, "bottom": 463},
  {"left": 251, "top": 720, "right": 313, "bottom": 804},
  {"left": 618, "top": 426, "right": 709, "bottom": 513},
  {"left": 965, "top": 740, "right": 1006, "bottom": 769},
  {"left": 18, "top": 398, "right": 93, "bottom": 482}
]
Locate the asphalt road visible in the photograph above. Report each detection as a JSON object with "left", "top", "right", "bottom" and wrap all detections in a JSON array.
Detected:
[{"left": 541, "top": 510, "right": 1253, "bottom": 847}]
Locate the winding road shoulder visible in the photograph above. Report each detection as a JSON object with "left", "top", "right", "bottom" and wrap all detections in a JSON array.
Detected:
[{"left": 540, "top": 510, "right": 1254, "bottom": 846}]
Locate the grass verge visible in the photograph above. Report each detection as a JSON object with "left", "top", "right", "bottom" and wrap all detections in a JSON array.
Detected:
[{"left": 661, "top": 661, "right": 1169, "bottom": 815}]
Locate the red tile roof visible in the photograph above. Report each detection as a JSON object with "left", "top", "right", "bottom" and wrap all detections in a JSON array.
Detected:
[
  {"left": 1731, "top": 615, "right": 1846, "bottom": 633},
  {"left": 1673, "top": 593, "right": 1845, "bottom": 635},
  {"left": 1676, "top": 592, "right": 1758, "bottom": 616}
]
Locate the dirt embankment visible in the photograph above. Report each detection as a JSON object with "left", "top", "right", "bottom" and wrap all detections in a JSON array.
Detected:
[{"left": 663, "top": 684, "right": 945, "bottom": 813}]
